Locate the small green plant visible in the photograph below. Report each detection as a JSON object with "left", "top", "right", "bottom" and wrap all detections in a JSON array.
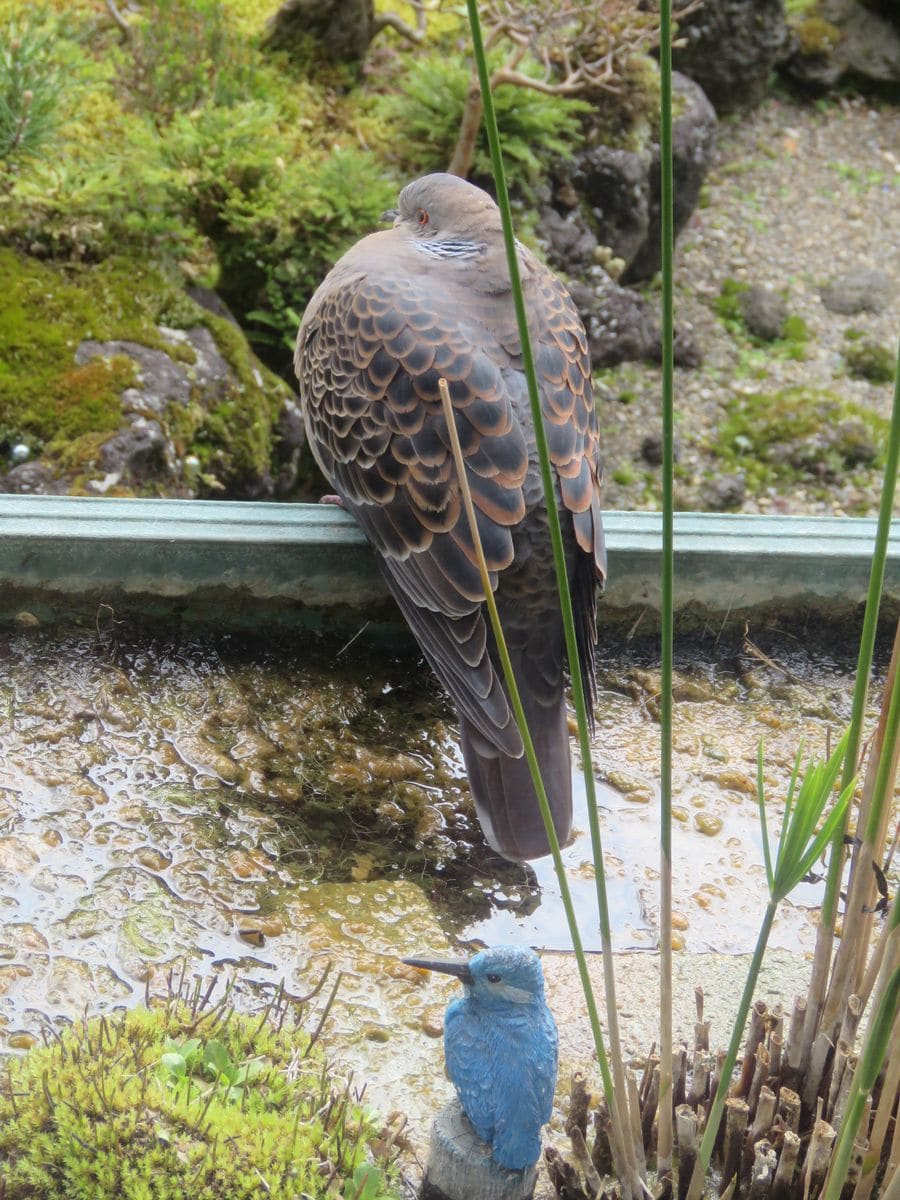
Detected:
[
  {"left": 713, "top": 278, "right": 808, "bottom": 359},
  {"left": 158, "top": 1034, "right": 266, "bottom": 1101},
  {"left": 0, "top": 12, "right": 65, "bottom": 168}
]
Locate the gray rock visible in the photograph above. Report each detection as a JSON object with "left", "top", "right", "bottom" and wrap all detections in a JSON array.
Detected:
[
  {"left": 738, "top": 286, "right": 788, "bottom": 341},
  {"left": 535, "top": 205, "right": 600, "bottom": 275},
  {"left": 784, "top": 0, "right": 900, "bottom": 90},
  {"left": 272, "top": 398, "right": 307, "bottom": 497},
  {"left": 641, "top": 434, "right": 682, "bottom": 466},
  {"left": 673, "top": 0, "right": 788, "bottom": 113},
  {"left": 98, "top": 418, "right": 169, "bottom": 480},
  {"left": 625, "top": 74, "right": 718, "bottom": 282},
  {"left": 187, "top": 286, "right": 241, "bottom": 327},
  {"left": 820, "top": 268, "right": 894, "bottom": 314},
  {"left": 72, "top": 323, "right": 296, "bottom": 498},
  {"left": 549, "top": 74, "right": 716, "bottom": 284},
  {"left": 702, "top": 473, "right": 747, "bottom": 511},
  {"left": 569, "top": 146, "right": 650, "bottom": 272},
  {"left": 567, "top": 277, "right": 702, "bottom": 369},
  {"left": 0, "top": 462, "right": 66, "bottom": 495},
  {"left": 263, "top": 0, "right": 374, "bottom": 63}
]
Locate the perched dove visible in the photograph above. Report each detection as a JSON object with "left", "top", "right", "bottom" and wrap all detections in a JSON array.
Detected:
[{"left": 295, "top": 173, "right": 605, "bottom": 861}]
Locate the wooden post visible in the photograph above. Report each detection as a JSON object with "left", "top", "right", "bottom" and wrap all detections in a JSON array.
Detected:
[
  {"left": 688, "top": 1051, "right": 710, "bottom": 1109},
  {"left": 421, "top": 1099, "right": 538, "bottom": 1200},
  {"left": 803, "top": 1117, "right": 837, "bottom": 1200}
]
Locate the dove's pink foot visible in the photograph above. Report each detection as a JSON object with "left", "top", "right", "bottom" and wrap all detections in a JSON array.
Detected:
[{"left": 319, "top": 494, "right": 345, "bottom": 507}]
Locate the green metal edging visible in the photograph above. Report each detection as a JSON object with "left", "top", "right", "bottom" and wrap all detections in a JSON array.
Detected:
[{"left": 0, "top": 494, "right": 897, "bottom": 628}]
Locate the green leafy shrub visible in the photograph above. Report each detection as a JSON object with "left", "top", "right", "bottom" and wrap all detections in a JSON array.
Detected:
[
  {"left": 211, "top": 146, "right": 397, "bottom": 371},
  {"left": 0, "top": 11, "right": 65, "bottom": 167},
  {"left": 0, "top": 991, "right": 400, "bottom": 1199},
  {"left": 379, "top": 53, "right": 588, "bottom": 195},
  {"left": 113, "top": 0, "right": 260, "bottom": 125}
]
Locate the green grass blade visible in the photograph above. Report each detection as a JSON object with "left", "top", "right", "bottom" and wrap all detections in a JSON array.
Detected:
[
  {"left": 756, "top": 741, "right": 774, "bottom": 894},
  {"left": 777, "top": 738, "right": 804, "bottom": 866},
  {"left": 779, "top": 780, "right": 854, "bottom": 902},
  {"left": 774, "top": 731, "right": 849, "bottom": 890}
]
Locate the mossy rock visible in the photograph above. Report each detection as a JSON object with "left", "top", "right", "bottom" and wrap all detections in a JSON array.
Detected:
[
  {"left": 795, "top": 15, "right": 843, "bottom": 55},
  {"left": 0, "top": 992, "right": 400, "bottom": 1199},
  {"left": 714, "top": 386, "right": 887, "bottom": 493},
  {"left": 844, "top": 338, "right": 896, "bottom": 384},
  {"left": 0, "top": 249, "right": 300, "bottom": 498}
]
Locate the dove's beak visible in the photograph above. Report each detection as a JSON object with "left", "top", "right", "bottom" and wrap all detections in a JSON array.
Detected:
[
  {"left": 380, "top": 207, "right": 400, "bottom": 224},
  {"left": 403, "top": 956, "right": 474, "bottom": 984}
]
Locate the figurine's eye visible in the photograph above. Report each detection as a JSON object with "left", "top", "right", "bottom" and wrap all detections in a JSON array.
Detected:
[
  {"left": 486, "top": 973, "right": 501, "bottom": 983},
  {"left": 416, "top": 208, "right": 429, "bottom": 226}
]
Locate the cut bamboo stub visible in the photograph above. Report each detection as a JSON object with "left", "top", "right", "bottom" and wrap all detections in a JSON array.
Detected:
[{"left": 771, "top": 1130, "right": 801, "bottom": 1200}]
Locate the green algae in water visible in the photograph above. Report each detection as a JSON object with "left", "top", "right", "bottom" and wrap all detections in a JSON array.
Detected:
[{"left": 0, "top": 986, "right": 401, "bottom": 1200}]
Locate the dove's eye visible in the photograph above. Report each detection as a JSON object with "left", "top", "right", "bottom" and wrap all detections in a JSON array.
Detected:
[
  {"left": 416, "top": 209, "right": 429, "bottom": 226},
  {"left": 486, "top": 973, "right": 501, "bottom": 983}
]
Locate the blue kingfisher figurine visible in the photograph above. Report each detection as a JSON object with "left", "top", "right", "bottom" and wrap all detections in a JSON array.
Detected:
[{"left": 404, "top": 944, "right": 558, "bottom": 1171}]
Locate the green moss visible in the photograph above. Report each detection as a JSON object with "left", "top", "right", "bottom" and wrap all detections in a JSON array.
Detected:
[
  {"left": 795, "top": 16, "right": 842, "bottom": 56},
  {"left": 0, "top": 247, "right": 292, "bottom": 494},
  {"left": 0, "top": 992, "right": 400, "bottom": 1200},
  {"left": 713, "top": 277, "right": 748, "bottom": 331},
  {"left": 587, "top": 54, "right": 667, "bottom": 151},
  {"left": 781, "top": 314, "right": 810, "bottom": 344},
  {"left": 844, "top": 339, "right": 895, "bottom": 384},
  {"left": 0, "top": 250, "right": 172, "bottom": 443},
  {"left": 713, "top": 386, "right": 887, "bottom": 494},
  {"left": 712, "top": 278, "right": 809, "bottom": 361},
  {"left": 612, "top": 465, "right": 637, "bottom": 486}
]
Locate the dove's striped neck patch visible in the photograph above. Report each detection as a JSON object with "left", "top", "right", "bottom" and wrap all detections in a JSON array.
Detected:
[{"left": 414, "top": 239, "right": 484, "bottom": 260}]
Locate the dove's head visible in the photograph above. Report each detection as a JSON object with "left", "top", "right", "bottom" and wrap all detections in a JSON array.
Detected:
[
  {"left": 403, "top": 944, "right": 546, "bottom": 1011},
  {"left": 385, "top": 173, "right": 502, "bottom": 246}
]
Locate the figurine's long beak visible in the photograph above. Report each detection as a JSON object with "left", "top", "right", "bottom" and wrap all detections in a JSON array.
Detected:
[{"left": 403, "top": 957, "right": 474, "bottom": 984}]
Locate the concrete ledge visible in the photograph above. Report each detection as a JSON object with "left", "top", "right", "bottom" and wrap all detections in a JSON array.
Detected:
[{"left": 0, "top": 495, "right": 897, "bottom": 630}]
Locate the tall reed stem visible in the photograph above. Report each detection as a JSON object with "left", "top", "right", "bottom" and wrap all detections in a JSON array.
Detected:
[
  {"left": 657, "top": 0, "right": 676, "bottom": 1176},
  {"left": 462, "top": 4, "right": 641, "bottom": 1192}
]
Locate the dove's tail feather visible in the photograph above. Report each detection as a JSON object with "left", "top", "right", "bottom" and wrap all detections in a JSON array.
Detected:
[{"left": 459, "top": 660, "right": 572, "bottom": 862}]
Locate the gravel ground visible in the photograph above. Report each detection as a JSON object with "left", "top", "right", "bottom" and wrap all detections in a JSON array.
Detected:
[{"left": 598, "top": 93, "right": 899, "bottom": 517}]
